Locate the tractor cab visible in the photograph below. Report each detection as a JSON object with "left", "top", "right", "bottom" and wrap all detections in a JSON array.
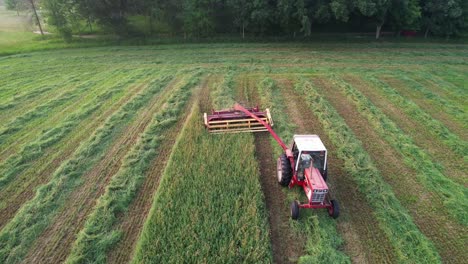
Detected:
[{"left": 291, "top": 135, "right": 328, "bottom": 182}]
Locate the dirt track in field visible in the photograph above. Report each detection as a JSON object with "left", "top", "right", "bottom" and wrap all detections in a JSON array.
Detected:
[
  {"left": 0, "top": 82, "right": 147, "bottom": 231},
  {"left": 22, "top": 78, "right": 181, "bottom": 264},
  {"left": 276, "top": 78, "right": 396, "bottom": 264},
  {"left": 106, "top": 78, "right": 205, "bottom": 264},
  {"left": 313, "top": 76, "right": 468, "bottom": 263},
  {"left": 342, "top": 75, "right": 467, "bottom": 187},
  {"left": 236, "top": 75, "right": 304, "bottom": 264}
]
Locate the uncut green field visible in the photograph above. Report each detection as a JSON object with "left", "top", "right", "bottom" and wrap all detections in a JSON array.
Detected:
[{"left": 0, "top": 42, "right": 466, "bottom": 264}]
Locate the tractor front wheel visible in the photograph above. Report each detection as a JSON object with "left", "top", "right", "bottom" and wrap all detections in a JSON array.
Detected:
[
  {"left": 328, "top": 200, "right": 339, "bottom": 219},
  {"left": 291, "top": 200, "right": 300, "bottom": 220},
  {"left": 277, "top": 154, "right": 292, "bottom": 186}
]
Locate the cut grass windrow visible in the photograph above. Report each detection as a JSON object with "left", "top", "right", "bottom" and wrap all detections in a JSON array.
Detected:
[
  {"left": 295, "top": 78, "right": 441, "bottom": 263},
  {"left": 357, "top": 75, "right": 467, "bottom": 157},
  {"left": 408, "top": 71, "right": 467, "bottom": 108},
  {"left": 0, "top": 74, "right": 151, "bottom": 230},
  {"left": 257, "top": 77, "right": 350, "bottom": 263},
  {"left": 132, "top": 102, "right": 272, "bottom": 263},
  {"left": 65, "top": 70, "right": 202, "bottom": 264},
  {"left": 329, "top": 75, "right": 468, "bottom": 226},
  {"left": 0, "top": 74, "right": 174, "bottom": 264},
  {"left": 0, "top": 69, "right": 117, "bottom": 145},
  {"left": 385, "top": 74, "right": 466, "bottom": 127},
  {"left": 0, "top": 67, "right": 100, "bottom": 115},
  {"left": 0, "top": 70, "right": 152, "bottom": 190},
  {"left": 0, "top": 69, "right": 142, "bottom": 160}
]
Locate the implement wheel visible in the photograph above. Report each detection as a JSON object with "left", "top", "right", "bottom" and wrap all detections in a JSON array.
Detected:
[
  {"left": 291, "top": 200, "right": 300, "bottom": 220},
  {"left": 328, "top": 200, "right": 339, "bottom": 219},
  {"left": 277, "top": 154, "right": 292, "bottom": 186}
]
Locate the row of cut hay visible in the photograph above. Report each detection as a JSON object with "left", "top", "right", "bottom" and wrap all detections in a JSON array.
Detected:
[
  {"left": 407, "top": 70, "right": 466, "bottom": 107},
  {"left": 295, "top": 78, "right": 441, "bottom": 263},
  {"left": 132, "top": 72, "right": 272, "bottom": 263},
  {"left": 382, "top": 74, "right": 466, "bottom": 127},
  {"left": 350, "top": 74, "right": 467, "bottom": 158},
  {"left": 256, "top": 77, "right": 350, "bottom": 263},
  {"left": 65, "top": 70, "right": 202, "bottom": 264},
  {"left": 0, "top": 68, "right": 127, "bottom": 146},
  {"left": 0, "top": 69, "right": 156, "bottom": 190},
  {"left": 0, "top": 68, "right": 152, "bottom": 159},
  {"left": 0, "top": 67, "right": 98, "bottom": 111},
  {"left": 427, "top": 66, "right": 468, "bottom": 95},
  {"left": 0, "top": 66, "right": 97, "bottom": 103},
  {"left": 0, "top": 74, "right": 174, "bottom": 264},
  {"left": 329, "top": 75, "right": 468, "bottom": 226}
]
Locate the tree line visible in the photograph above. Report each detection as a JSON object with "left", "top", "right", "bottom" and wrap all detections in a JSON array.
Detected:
[{"left": 6, "top": 0, "right": 468, "bottom": 40}]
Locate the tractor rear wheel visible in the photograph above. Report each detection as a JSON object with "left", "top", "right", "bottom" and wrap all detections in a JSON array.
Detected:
[
  {"left": 277, "top": 154, "right": 292, "bottom": 186},
  {"left": 328, "top": 200, "right": 339, "bottom": 219},
  {"left": 291, "top": 200, "right": 300, "bottom": 220}
]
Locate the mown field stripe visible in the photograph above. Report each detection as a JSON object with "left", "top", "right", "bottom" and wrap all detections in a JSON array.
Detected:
[
  {"left": 0, "top": 68, "right": 135, "bottom": 160},
  {"left": 22, "top": 72, "right": 188, "bottom": 264},
  {"left": 407, "top": 71, "right": 466, "bottom": 108},
  {"left": 105, "top": 75, "right": 205, "bottom": 264},
  {"left": 0, "top": 68, "right": 91, "bottom": 101},
  {"left": 329, "top": 75, "right": 468, "bottom": 225},
  {"left": 295, "top": 77, "right": 441, "bottom": 263},
  {"left": 0, "top": 73, "right": 153, "bottom": 230},
  {"left": 388, "top": 74, "right": 466, "bottom": 127},
  {"left": 256, "top": 77, "right": 350, "bottom": 263},
  {"left": 65, "top": 71, "right": 202, "bottom": 264},
  {"left": 312, "top": 76, "right": 467, "bottom": 263},
  {"left": 273, "top": 76, "right": 397, "bottom": 263},
  {"left": 0, "top": 74, "right": 174, "bottom": 264},
  {"left": 132, "top": 69, "right": 272, "bottom": 263},
  {"left": 0, "top": 68, "right": 102, "bottom": 124},
  {"left": 429, "top": 66, "right": 468, "bottom": 94},
  {"left": 0, "top": 71, "right": 158, "bottom": 190},
  {"left": 342, "top": 74, "right": 467, "bottom": 186},
  {"left": 0, "top": 68, "right": 121, "bottom": 146}
]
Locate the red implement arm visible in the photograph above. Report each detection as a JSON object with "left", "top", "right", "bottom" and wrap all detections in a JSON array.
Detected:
[{"left": 234, "top": 103, "right": 293, "bottom": 158}]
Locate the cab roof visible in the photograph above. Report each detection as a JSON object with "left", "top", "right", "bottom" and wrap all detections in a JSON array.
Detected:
[{"left": 294, "top": 135, "right": 327, "bottom": 152}]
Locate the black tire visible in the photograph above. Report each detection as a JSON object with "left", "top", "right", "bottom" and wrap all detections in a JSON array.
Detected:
[
  {"left": 277, "top": 154, "right": 292, "bottom": 186},
  {"left": 328, "top": 200, "right": 339, "bottom": 219},
  {"left": 291, "top": 200, "right": 300, "bottom": 220}
]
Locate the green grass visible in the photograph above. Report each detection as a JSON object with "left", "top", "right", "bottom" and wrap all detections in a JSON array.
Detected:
[
  {"left": 0, "top": 73, "right": 173, "bottom": 263},
  {"left": 295, "top": 77, "right": 441, "bottom": 263},
  {"left": 132, "top": 71, "right": 272, "bottom": 263},
  {"left": 363, "top": 75, "right": 467, "bottom": 157},
  {"left": 256, "top": 77, "right": 350, "bottom": 263},
  {"left": 66, "top": 71, "right": 202, "bottom": 263},
  {"left": 329, "top": 75, "right": 468, "bottom": 226},
  {"left": 0, "top": 69, "right": 150, "bottom": 189},
  {"left": 0, "top": 42, "right": 466, "bottom": 263}
]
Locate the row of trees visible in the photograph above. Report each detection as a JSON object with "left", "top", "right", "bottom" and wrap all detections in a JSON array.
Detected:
[{"left": 6, "top": 0, "right": 468, "bottom": 40}]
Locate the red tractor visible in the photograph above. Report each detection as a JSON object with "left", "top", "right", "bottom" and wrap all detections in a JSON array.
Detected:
[{"left": 204, "top": 103, "right": 339, "bottom": 219}]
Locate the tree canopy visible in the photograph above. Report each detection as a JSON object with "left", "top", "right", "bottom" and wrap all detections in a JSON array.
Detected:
[{"left": 6, "top": 0, "right": 468, "bottom": 39}]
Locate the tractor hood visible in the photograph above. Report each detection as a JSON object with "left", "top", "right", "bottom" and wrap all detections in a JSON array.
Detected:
[{"left": 305, "top": 167, "right": 328, "bottom": 190}]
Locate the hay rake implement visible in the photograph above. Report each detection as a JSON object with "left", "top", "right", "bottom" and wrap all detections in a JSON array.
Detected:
[{"left": 204, "top": 103, "right": 339, "bottom": 219}]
